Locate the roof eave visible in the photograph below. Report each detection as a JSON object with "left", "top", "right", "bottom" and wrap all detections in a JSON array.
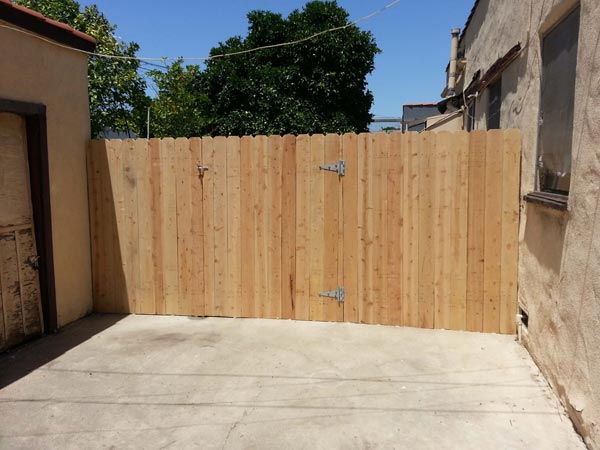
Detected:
[{"left": 0, "top": 0, "right": 96, "bottom": 52}]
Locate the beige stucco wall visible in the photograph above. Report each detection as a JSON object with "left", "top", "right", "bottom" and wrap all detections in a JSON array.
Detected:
[
  {"left": 0, "top": 22, "right": 93, "bottom": 327},
  {"left": 457, "top": 1, "right": 600, "bottom": 448},
  {"left": 425, "top": 112, "right": 463, "bottom": 131}
]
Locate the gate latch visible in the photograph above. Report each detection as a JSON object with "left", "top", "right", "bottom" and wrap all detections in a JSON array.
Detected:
[
  {"left": 319, "top": 160, "right": 345, "bottom": 177},
  {"left": 319, "top": 287, "right": 345, "bottom": 303},
  {"left": 196, "top": 164, "right": 209, "bottom": 175}
]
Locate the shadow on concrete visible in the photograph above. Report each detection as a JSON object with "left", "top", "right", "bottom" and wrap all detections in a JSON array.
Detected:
[{"left": 0, "top": 313, "right": 125, "bottom": 389}]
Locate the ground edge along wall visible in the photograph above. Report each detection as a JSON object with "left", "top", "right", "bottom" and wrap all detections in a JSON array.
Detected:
[{"left": 87, "top": 130, "right": 520, "bottom": 334}]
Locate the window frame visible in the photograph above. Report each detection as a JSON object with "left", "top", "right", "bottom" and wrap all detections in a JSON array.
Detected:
[
  {"left": 529, "top": 4, "right": 581, "bottom": 205},
  {"left": 486, "top": 77, "right": 502, "bottom": 130},
  {"left": 465, "top": 100, "right": 476, "bottom": 132}
]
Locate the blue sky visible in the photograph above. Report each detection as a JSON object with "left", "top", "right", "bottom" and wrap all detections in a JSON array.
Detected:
[{"left": 79, "top": 0, "right": 474, "bottom": 119}]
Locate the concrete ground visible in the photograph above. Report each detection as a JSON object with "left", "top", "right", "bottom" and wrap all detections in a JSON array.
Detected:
[{"left": 0, "top": 315, "right": 585, "bottom": 450}]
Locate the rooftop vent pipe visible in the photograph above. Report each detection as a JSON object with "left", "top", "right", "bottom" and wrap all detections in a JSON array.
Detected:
[{"left": 447, "top": 28, "right": 461, "bottom": 97}]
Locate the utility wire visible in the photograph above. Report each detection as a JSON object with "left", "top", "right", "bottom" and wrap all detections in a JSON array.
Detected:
[{"left": 0, "top": 0, "right": 401, "bottom": 62}]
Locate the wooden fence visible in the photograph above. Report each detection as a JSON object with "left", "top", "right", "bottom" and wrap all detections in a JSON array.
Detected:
[{"left": 88, "top": 130, "right": 520, "bottom": 334}]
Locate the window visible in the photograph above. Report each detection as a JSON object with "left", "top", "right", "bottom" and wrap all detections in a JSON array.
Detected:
[
  {"left": 487, "top": 78, "right": 502, "bottom": 130},
  {"left": 465, "top": 101, "right": 476, "bottom": 131},
  {"left": 538, "top": 6, "right": 580, "bottom": 195}
]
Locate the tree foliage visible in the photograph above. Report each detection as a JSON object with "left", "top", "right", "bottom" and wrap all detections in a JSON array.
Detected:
[
  {"left": 200, "top": 0, "right": 380, "bottom": 136},
  {"left": 148, "top": 61, "right": 212, "bottom": 138},
  {"left": 16, "top": 0, "right": 149, "bottom": 137}
]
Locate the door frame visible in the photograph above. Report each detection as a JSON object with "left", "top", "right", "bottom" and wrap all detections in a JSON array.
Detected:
[{"left": 0, "top": 98, "right": 57, "bottom": 333}]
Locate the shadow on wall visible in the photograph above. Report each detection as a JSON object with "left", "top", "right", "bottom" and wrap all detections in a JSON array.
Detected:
[
  {"left": 0, "top": 314, "right": 125, "bottom": 389},
  {"left": 461, "top": 0, "right": 491, "bottom": 54},
  {"left": 503, "top": 47, "right": 533, "bottom": 121},
  {"left": 523, "top": 204, "right": 567, "bottom": 275}
]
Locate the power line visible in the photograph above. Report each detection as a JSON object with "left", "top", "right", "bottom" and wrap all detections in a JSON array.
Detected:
[{"left": 0, "top": 0, "right": 401, "bottom": 63}]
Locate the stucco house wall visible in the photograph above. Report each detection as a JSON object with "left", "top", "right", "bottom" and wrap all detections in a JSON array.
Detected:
[
  {"left": 425, "top": 112, "right": 463, "bottom": 132},
  {"left": 0, "top": 21, "right": 93, "bottom": 327},
  {"left": 456, "top": 0, "right": 600, "bottom": 448}
]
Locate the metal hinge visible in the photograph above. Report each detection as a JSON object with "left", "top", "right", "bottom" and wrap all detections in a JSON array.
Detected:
[
  {"left": 319, "top": 286, "right": 345, "bottom": 303},
  {"left": 319, "top": 160, "right": 345, "bottom": 177}
]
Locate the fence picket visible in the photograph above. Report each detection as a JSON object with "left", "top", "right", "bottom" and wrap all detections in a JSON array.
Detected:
[
  {"left": 294, "top": 135, "right": 311, "bottom": 321},
  {"left": 402, "top": 132, "right": 419, "bottom": 328},
  {"left": 418, "top": 132, "right": 436, "bottom": 329},
  {"left": 201, "top": 138, "right": 216, "bottom": 316},
  {"left": 240, "top": 136, "right": 255, "bottom": 318}
]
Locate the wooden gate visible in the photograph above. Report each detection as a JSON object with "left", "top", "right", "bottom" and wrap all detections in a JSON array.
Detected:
[
  {"left": 0, "top": 113, "right": 43, "bottom": 351},
  {"left": 88, "top": 130, "right": 520, "bottom": 334}
]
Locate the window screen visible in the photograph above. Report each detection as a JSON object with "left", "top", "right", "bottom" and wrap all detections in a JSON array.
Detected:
[
  {"left": 487, "top": 78, "right": 501, "bottom": 130},
  {"left": 538, "top": 6, "right": 580, "bottom": 194}
]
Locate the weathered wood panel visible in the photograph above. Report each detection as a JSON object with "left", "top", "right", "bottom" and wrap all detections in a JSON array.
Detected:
[
  {"left": 1, "top": 112, "right": 43, "bottom": 351},
  {"left": 16, "top": 229, "right": 42, "bottom": 336},
  {"left": 88, "top": 130, "right": 521, "bottom": 334}
]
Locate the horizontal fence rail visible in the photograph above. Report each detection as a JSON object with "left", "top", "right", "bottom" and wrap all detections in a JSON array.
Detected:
[{"left": 88, "top": 130, "right": 520, "bottom": 334}]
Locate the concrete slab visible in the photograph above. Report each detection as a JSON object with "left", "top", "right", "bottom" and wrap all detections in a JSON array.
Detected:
[{"left": 0, "top": 314, "right": 585, "bottom": 450}]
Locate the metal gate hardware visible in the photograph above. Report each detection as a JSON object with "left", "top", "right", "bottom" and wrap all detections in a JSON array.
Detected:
[
  {"left": 27, "top": 255, "right": 40, "bottom": 271},
  {"left": 319, "top": 287, "right": 345, "bottom": 303},
  {"left": 196, "top": 165, "right": 209, "bottom": 175},
  {"left": 319, "top": 160, "right": 345, "bottom": 177}
]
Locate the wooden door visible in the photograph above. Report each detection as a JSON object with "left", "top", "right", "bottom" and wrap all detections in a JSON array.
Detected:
[
  {"left": 0, "top": 113, "right": 43, "bottom": 351},
  {"left": 308, "top": 134, "right": 344, "bottom": 322}
]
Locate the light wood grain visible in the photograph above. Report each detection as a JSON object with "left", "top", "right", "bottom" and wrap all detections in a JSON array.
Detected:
[
  {"left": 122, "top": 139, "right": 139, "bottom": 313},
  {"left": 240, "top": 136, "right": 255, "bottom": 318},
  {"left": 323, "top": 134, "right": 342, "bottom": 322},
  {"left": 433, "top": 132, "right": 451, "bottom": 330},
  {"left": 466, "top": 131, "right": 486, "bottom": 332},
  {"left": 190, "top": 138, "right": 205, "bottom": 317},
  {"left": 267, "top": 135, "right": 283, "bottom": 319},
  {"left": 253, "top": 136, "right": 269, "bottom": 318},
  {"left": 387, "top": 132, "right": 403, "bottom": 326},
  {"left": 418, "top": 132, "right": 435, "bottom": 329},
  {"left": 212, "top": 137, "right": 228, "bottom": 316},
  {"left": 451, "top": 131, "right": 470, "bottom": 331},
  {"left": 483, "top": 130, "right": 503, "bottom": 333},
  {"left": 342, "top": 133, "right": 359, "bottom": 323},
  {"left": 281, "top": 135, "right": 296, "bottom": 320},
  {"left": 202, "top": 138, "right": 216, "bottom": 316},
  {"left": 294, "top": 135, "right": 311, "bottom": 321},
  {"left": 402, "top": 132, "right": 419, "bottom": 328},
  {"left": 500, "top": 129, "right": 521, "bottom": 334},
  {"left": 135, "top": 139, "right": 156, "bottom": 314},
  {"left": 175, "top": 138, "right": 193, "bottom": 316},
  {"left": 150, "top": 139, "right": 165, "bottom": 315},
  {"left": 309, "top": 134, "right": 326, "bottom": 321},
  {"left": 358, "top": 133, "right": 373, "bottom": 324},
  {"left": 107, "top": 139, "right": 126, "bottom": 312},
  {"left": 88, "top": 131, "right": 521, "bottom": 334},
  {"left": 226, "top": 137, "right": 242, "bottom": 317}
]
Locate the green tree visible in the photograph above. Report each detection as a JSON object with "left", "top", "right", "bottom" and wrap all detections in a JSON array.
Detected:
[
  {"left": 148, "top": 61, "right": 212, "bottom": 138},
  {"left": 16, "top": 0, "right": 150, "bottom": 137},
  {"left": 203, "top": 1, "right": 380, "bottom": 136}
]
